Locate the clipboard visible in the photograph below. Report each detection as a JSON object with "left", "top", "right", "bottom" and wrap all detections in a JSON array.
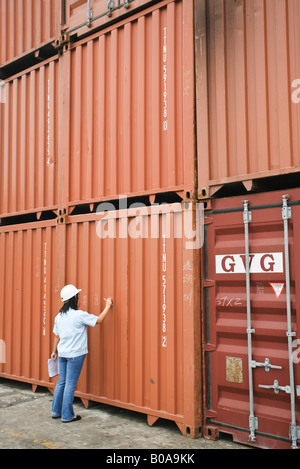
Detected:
[{"left": 48, "top": 358, "right": 59, "bottom": 378}]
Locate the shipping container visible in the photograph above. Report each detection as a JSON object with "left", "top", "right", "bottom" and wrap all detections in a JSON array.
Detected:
[
  {"left": 62, "top": 0, "right": 196, "bottom": 208},
  {"left": 196, "top": 0, "right": 300, "bottom": 199},
  {"left": 2, "top": 0, "right": 300, "bottom": 207},
  {"left": 203, "top": 187, "right": 300, "bottom": 449},
  {"left": 0, "top": 0, "right": 58, "bottom": 68},
  {"left": 0, "top": 57, "right": 59, "bottom": 219},
  {"left": 0, "top": 0, "right": 196, "bottom": 215},
  {"left": 0, "top": 219, "right": 59, "bottom": 391},
  {"left": 60, "top": 203, "right": 201, "bottom": 435},
  {"left": 0, "top": 203, "right": 202, "bottom": 436}
]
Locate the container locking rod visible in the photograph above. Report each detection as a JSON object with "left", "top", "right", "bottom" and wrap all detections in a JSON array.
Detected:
[{"left": 243, "top": 200, "right": 257, "bottom": 442}]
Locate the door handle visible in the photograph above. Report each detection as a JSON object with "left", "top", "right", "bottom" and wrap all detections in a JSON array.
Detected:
[{"left": 259, "top": 380, "right": 291, "bottom": 395}]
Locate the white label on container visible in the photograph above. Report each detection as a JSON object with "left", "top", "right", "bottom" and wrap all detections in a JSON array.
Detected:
[
  {"left": 215, "top": 252, "right": 284, "bottom": 274},
  {"left": 269, "top": 283, "right": 285, "bottom": 298}
]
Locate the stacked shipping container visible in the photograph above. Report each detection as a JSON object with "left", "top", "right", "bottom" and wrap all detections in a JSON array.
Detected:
[
  {"left": 197, "top": 0, "right": 300, "bottom": 449},
  {"left": 0, "top": 0, "right": 201, "bottom": 439},
  {"left": 196, "top": 0, "right": 300, "bottom": 198},
  {"left": 1, "top": 0, "right": 300, "bottom": 449},
  {"left": 0, "top": 0, "right": 57, "bottom": 67}
]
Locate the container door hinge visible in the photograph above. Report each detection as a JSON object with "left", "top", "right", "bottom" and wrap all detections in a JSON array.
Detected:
[
  {"left": 259, "top": 380, "right": 291, "bottom": 395},
  {"left": 204, "top": 217, "right": 213, "bottom": 226},
  {"left": 249, "top": 415, "right": 258, "bottom": 442},
  {"left": 282, "top": 195, "right": 291, "bottom": 220},
  {"left": 243, "top": 204, "right": 252, "bottom": 224},
  {"left": 251, "top": 358, "right": 282, "bottom": 373},
  {"left": 203, "top": 279, "right": 214, "bottom": 288},
  {"left": 204, "top": 343, "right": 216, "bottom": 352},
  {"left": 290, "top": 424, "right": 300, "bottom": 448}
]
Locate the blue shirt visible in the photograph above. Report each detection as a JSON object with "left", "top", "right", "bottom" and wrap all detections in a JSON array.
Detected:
[{"left": 53, "top": 309, "right": 98, "bottom": 358}]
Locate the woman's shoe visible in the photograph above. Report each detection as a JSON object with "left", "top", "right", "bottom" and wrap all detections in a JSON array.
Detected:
[{"left": 62, "top": 415, "right": 81, "bottom": 423}]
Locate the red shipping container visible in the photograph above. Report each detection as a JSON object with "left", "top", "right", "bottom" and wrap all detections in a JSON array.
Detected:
[{"left": 203, "top": 188, "right": 300, "bottom": 449}]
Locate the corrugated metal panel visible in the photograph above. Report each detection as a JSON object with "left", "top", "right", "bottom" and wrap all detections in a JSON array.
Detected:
[
  {"left": 0, "top": 58, "right": 59, "bottom": 218},
  {"left": 0, "top": 220, "right": 58, "bottom": 388},
  {"left": 63, "top": 204, "right": 201, "bottom": 434},
  {"left": 64, "top": 0, "right": 195, "bottom": 206},
  {"left": 203, "top": 188, "right": 300, "bottom": 449},
  {"left": 0, "top": 0, "right": 57, "bottom": 66},
  {"left": 197, "top": 0, "right": 300, "bottom": 198}
]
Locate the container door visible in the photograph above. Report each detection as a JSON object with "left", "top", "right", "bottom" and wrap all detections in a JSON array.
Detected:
[{"left": 203, "top": 189, "right": 300, "bottom": 449}]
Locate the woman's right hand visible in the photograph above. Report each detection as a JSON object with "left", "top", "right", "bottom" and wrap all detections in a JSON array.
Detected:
[
  {"left": 51, "top": 352, "right": 58, "bottom": 360},
  {"left": 106, "top": 297, "right": 113, "bottom": 308}
]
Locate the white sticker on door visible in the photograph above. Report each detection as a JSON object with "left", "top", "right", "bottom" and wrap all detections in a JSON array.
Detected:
[{"left": 215, "top": 253, "right": 284, "bottom": 274}]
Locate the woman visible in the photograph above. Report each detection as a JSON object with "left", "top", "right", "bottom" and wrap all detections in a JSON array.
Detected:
[{"left": 51, "top": 284, "right": 113, "bottom": 422}]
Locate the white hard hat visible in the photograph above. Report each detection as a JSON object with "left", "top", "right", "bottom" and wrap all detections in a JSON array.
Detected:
[{"left": 61, "top": 284, "right": 82, "bottom": 302}]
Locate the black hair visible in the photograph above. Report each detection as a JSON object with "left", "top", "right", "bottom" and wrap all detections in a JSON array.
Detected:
[{"left": 59, "top": 294, "right": 79, "bottom": 314}]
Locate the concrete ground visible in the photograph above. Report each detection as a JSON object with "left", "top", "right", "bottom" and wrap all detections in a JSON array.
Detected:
[{"left": 0, "top": 377, "right": 250, "bottom": 451}]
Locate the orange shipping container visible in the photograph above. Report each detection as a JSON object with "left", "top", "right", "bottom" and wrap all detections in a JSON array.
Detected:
[
  {"left": 62, "top": 0, "right": 196, "bottom": 208},
  {"left": 0, "top": 0, "right": 196, "bottom": 217},
  {"left": 0, "top": 0, "right": 57, "bottom": 67},
  {"left": 0, "top": 57, "right": 59, "bottom": 218},
  {"left": 0, "top": 219, "right": 58, "bottom": 390},
  {"left": 196, "top": 0, "right": 300, "bottom": 198},
  {"left": 62, "top": 204, "right": 201, "bottom": 435}
]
